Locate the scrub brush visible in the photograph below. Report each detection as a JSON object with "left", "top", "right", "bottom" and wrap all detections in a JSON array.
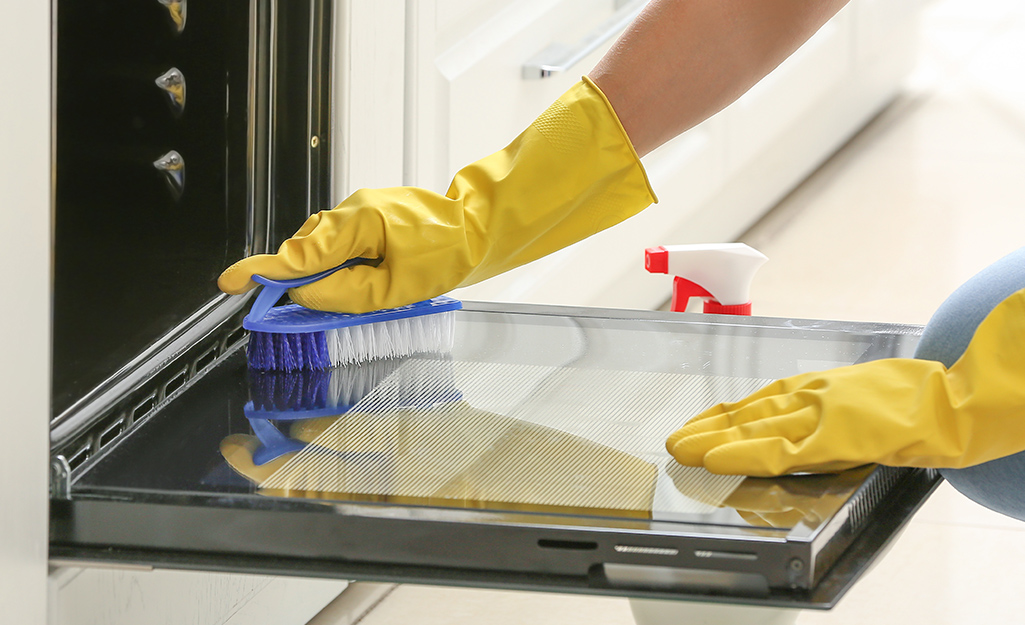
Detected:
[
  {"left": 243, "top": 258, "right": 462, "bottom": 371},
  {"left": 244, "top": 356, "right": 462, "bottom": 420}
]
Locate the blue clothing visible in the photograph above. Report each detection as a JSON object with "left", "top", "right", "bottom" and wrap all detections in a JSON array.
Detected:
[{"left": 914, "top": 247, "right": 1025, "bottom": 521}]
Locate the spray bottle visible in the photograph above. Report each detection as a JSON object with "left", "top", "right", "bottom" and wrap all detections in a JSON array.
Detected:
[{"left": 644, "top": 243, "right": 768, "bottom": 314}]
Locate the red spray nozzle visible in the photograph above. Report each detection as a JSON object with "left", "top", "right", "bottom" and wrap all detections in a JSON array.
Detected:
[
  {"left": 645, "top": 246, "right": 669, "bottom": 274},
  {"left": 645, "top": 244, "right": 767, "bottom": 315}
]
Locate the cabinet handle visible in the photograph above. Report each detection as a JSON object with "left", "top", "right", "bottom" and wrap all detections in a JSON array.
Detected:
[{"left": 522, "top": 0, "right": 647, "bottom": 80}]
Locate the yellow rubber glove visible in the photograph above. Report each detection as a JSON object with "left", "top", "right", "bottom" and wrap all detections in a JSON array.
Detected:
[
  {"left": 218, "top": 77, "right": 656, "bottom": 313},
  {"left": 667, "top": 288, "right": 1025, "bottom": 477}
]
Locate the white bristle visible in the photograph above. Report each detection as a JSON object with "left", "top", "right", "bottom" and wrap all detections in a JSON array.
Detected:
[{"left": 324, "top": 310, "right": 456, "bottom": 367}]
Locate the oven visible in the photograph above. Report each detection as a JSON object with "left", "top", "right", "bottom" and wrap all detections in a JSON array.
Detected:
[
  {"left": 50, "top": 0, "right": 330, "bottom": 469},
  {"left": 46, "top": 0, "right": 940, "bottom": 617}
]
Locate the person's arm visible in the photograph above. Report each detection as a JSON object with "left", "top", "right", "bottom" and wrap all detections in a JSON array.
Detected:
[
  {"left": 667, "top": 288, "right": 1025, "bottom": 477},
  {"left": 219, "top": 1, "right": 850, "bottom": 313},
  {"left": 591, "top": 0, "right": 850, "bottom": 156}
]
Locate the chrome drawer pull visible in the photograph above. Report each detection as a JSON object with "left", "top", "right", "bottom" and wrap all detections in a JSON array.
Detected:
[{"left": 522, "top": 0, "right": 646, "bottom": 80}]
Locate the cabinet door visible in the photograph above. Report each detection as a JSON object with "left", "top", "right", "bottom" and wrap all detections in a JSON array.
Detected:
[
  {"left": 407, "top": 0, "right": 632, "bottom": 191},
  {"left": 48, "top": 567, "right": 345, "bottom": 625}
]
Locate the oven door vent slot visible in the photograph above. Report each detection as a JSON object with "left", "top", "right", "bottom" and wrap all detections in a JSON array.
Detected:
[{"left": 538, "top": 539, "right": 598, "bottom": 551}]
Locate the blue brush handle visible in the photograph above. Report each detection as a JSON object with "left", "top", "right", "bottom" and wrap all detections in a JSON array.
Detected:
[
  {"left": 247, "top": 257, "right": 380, "bottom": 322},
  {"left": 249, "top": 418, "right": 307, "bottom": 466}
]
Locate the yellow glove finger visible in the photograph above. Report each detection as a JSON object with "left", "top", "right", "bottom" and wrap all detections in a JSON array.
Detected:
[
  {"left": 667, "top": 388, "right": 824, "bottom": 451},
  {"left": 217, "top": 254, "right": 286, "bottom": 295},
  {"left": 667, "top": 410, "right": 818, "bottom": 468},
  {"left": 287, "top": 264, "right": 396, "bottom": 314},
  {"left": 703, "top": 437, "right": 868, "bottom": 476},
  {"left": 682, "top": 374, "right": 826, "bottom": 427},
  {"left": 217, "top": 206, "right": 387, "bottom": 296}
]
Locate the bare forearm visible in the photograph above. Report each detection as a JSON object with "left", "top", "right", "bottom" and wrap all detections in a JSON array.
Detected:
[{"left": 590, "top": 0, "right": 850, "bottom": 157}]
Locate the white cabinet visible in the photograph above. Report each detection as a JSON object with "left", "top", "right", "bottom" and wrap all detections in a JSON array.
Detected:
[
  {"left": 352, "top": 0, "right": 923, "bottom": 311},
  {"left": 407, "top": 0, "right": 631, "bottom": 189},
  {"left": 48, "top": 567, "right": 346, "bottom": 625},
  {"left": 1, "top": 3, "right": 50, "bottom": 624}
]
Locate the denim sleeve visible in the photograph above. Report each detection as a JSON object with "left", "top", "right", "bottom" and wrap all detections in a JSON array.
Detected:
[{"left": 915, "top": 247, "right": 1025, "bottom": 521}]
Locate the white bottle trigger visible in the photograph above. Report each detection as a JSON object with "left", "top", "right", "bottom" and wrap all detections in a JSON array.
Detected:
[{"left": 645, "top": 243, "right": 767, "bottom": 314}]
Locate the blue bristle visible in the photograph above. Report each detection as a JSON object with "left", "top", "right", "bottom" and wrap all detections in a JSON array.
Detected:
[
  {"left": 248, "top": 369, "right": 332, "bottom": 411},
  {"left": 306, "top": 332, "right": 332, "bottom": 369},
  {"left": 247, "top": 330, "right": 332, "bottom": 372},
  {"left": 246, "top": 332, "right": 276, "bottom": 370},
  {"left": 282, "top": 334, "right": 301, "bottom": 371}
]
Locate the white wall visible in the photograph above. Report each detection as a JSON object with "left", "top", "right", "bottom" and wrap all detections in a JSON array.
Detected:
[{"left": 0, "top": 2, "right": 52, "bottom": 623}]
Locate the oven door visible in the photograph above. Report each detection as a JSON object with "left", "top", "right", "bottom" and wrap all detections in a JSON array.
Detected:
[
  {"left": 50, "top": 0, "right": 326, "bottom": 480},
  {"left": 50, "top": 303, "right": 939, "bottom": 609}
]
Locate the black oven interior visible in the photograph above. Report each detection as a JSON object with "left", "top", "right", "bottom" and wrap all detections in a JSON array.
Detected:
[{"left": 52, "top": 0, "right": 331, "bottom": 463}]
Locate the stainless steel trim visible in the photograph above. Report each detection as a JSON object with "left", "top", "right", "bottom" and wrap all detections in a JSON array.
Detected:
[
  {"left": 695, "top": 550, "right": 759, "bottom": 561},
  {"left": 306, "top": 0, "right": 331, "bottom": 214},
  {"left": 49, "top": 293, "right": 250, "bottom": 447},
  {"left": 603, "top": 563, "right": 770, "bottom": 596},
  {"left": 522, "top": 0, "right": 646, "bottom": 80},
  {"left": 48, "top": 558, "right": 154, "bottom": 572},
  {"left": 267, "top": 0, "right": 280, "bottom": 230},
  {"left": 306, "top": 0, "right": 316, "bottom": 214},
  {"left": 50, "top": 455, "right": 71, "bottom": 500},
  {"left": 329, "top": 0, "right": 348, "bottom": 201},
  {"left": 248, "top": 0, "right": 273, "bottom": 256}
]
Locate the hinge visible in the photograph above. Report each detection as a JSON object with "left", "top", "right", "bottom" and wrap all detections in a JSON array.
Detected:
[{"left": 50, "top": 455, "right": 71, "bottom": 500}]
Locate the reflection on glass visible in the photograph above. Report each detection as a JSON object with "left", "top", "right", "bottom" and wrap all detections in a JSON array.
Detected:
[
  {"left": 223, "top": 356, "right": 662, "bottom": 517},
  {"left": 245, "top": 356, "right": 462, "bottom": 421},
  {"left": 154, "top": 67, "right": 186, "bottom": 117},
  {"left": 223, "top": 403, "right": 659, "bottom": 518},
  {"left": 152, "top": 149, "right": 185, "bottom": 200},
  {"left": 158, "top": 0, "right": 187, "bottom": 34},
  {"left": 221, "top": 351, "right": 820, "bottom": 521},
  {"left": 665, "top": 461, "right": 876, "bottom": 530}
]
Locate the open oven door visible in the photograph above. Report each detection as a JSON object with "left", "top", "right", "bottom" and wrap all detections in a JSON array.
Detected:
[{"left": 50, "top": 301, "right": 940, "bottom": 610}]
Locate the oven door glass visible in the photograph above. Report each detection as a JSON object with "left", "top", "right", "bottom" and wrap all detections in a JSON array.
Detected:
[
  {"left": 53, "top": 0, "right": 257, "bottom": 420},
  {"left": 51, "top": 304, "right": 938, "bottom": 608}
]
